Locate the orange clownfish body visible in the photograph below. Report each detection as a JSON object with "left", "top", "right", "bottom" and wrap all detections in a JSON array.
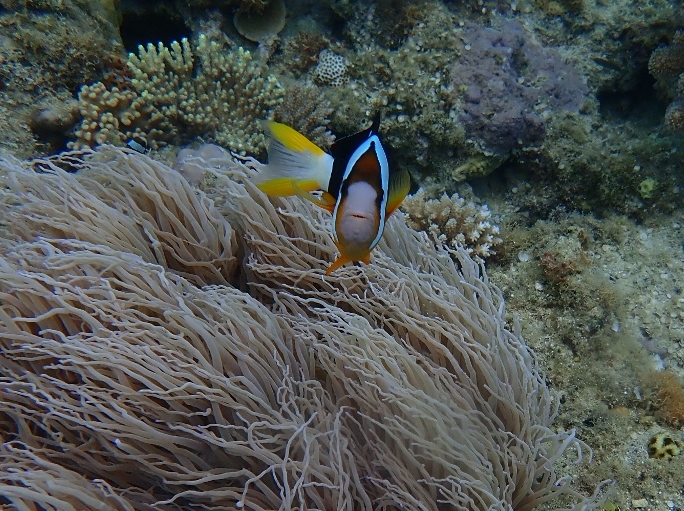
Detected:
[{"left": 254, "top": 113, "right": 410, "bottom": 274}]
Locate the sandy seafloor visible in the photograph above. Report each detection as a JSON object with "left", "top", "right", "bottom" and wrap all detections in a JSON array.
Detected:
[
  {"left": 486, "top": 207, "right": 684, "bottom": 511},
  {"left": 1, "top": 0, "right": 684, "bottom": 509}
]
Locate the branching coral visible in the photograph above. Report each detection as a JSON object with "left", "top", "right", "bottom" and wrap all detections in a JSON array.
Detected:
[
  {"left": 0, "top": 147, "right": 609, "bottom": 511},
  {"left": 70, "top": 82, "right": 163, "bottom": 148},
  {"left": 401, "top": 188, "right": 502, "bottom": 259},
  {"left": 71, "top": 35, "right": 284, "bottom": 154}
]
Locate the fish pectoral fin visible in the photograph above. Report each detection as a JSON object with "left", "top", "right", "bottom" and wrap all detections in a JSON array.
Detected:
[
  {"left": 386, "top": 168, "right": 411, "bottom": 217},
  {"left": 257, "top": 177, "right": 319, "bottom": 197},
  {"left": 314, "top": 192, "right": 337, "bottom": 212}
]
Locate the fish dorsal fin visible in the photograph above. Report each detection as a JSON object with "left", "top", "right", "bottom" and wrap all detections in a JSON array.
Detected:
[
  {"left": 370, "top": 111, "right": 381, "bottom": 132},
  {"left": 266, "top": 121, "right": 325, "bottom": 156},
  {"left": 386, "top": 167, "right": 411, "bottom": 217},
  {"left": 328, "top": 113, "right": 381, "bottom": 198}
]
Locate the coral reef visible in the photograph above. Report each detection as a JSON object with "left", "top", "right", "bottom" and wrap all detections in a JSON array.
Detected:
[
  {"left": 71, "top": 36, "right": 284, "bottom": 154},
  {"left": 0, "top": 147, "right": 608, "bottom": 511},
  {"left": 232, "top": 0, "right": 286, "bottom": 42},
  {"left": 0, "top": 0, "right": 122, "bottom": 157},
  {"left": 273, "top": 83, "right": 335, "bottom": 150},
  {"left": 505, "top": 111, "right": 684, "bottom": 217},
  {"left": 649, "top": 30, "right": 684, "bottom": 133},
  {"left": 519, "top": 0, "right": 679, "bottom": 99},
  {"left": 307, "top": 0, "right": 682, "bottom": 204},
  {"left": 326, "top": 2, "right": 468, "bottom": 183},
  {"left": 313, "top": 49, "right": 350, "bottom": 87},
  {"left": 401, "top": 188, "right": 502, "bottom": 259},
  {"left": 451, "top": 19, "right": 588, "bottom": 155}
]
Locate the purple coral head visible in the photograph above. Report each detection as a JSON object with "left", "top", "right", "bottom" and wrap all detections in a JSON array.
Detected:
[{"left": 452, "top": 19, "right": 588, "bottom": 154}]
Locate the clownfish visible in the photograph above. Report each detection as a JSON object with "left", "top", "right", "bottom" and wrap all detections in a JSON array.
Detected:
[{"left": 254, "top": 113, "right": 410, "bottom": 275}]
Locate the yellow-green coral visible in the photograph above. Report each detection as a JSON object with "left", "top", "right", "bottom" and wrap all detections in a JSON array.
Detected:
[
  {"left": 638, "top": 178, "right": 656, "bottom": 199},
  {"left": 648, "top": 432, "right": 682, "bottom": 459},
  {"left": 70, "top": 82, "right": 162, "bottom": 149},
  {"left": 71, "top": 35, "right": 284, "bottom": 155}
]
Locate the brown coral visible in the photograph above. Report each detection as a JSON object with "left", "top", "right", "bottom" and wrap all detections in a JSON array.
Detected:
[
  {"left": 273, "top": 83, "right": 335, "bottom": 149},
  {"left": 646, "top": 370, "right": 684, "bottom": 428},
  {"left": 649, "top": 30, "right": 684, "bottom": 132},
  {"left": 282, "top": 32, "right": 331, "bottom": 74}
]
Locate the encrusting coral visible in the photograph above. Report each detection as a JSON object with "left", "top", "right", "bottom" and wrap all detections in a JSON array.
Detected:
[
  {"left": 0, "top": 147, "right": 609, "bottom": 510},
  {"left": 451, "top": 19, "right": 589, "bottom": 155},
  {"left": 71, "top": 35, "right": 284, "bottom": 154}
]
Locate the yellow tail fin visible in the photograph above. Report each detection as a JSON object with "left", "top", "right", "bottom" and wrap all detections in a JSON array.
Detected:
[{"left": 254, "top": 122, "right": 333, "bottom": 197}]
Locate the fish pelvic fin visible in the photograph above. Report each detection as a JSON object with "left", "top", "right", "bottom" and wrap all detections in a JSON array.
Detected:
[
  {"left": 325, "top": 254, "right": 352, "bottom": 275},
  {"left": 325, "top": 246, "right": 373, "bottom": 275}
]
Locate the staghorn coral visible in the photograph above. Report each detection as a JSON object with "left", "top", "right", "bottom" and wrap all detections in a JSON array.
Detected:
[
  {"left": 71, "top": 35, "right": 284, "bottom": 154},
  {"left": 0, "top": 147, "right": 609, "bottom": 511},
  {"left": 401, "top": 188, "right": 502, "bottom": 259}
]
